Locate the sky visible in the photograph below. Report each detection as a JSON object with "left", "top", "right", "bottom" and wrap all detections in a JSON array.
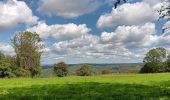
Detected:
[{"left": 0, "top": 0, "right": 169, "bottom": 64}]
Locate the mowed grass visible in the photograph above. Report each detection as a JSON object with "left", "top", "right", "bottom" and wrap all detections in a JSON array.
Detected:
[{"left": 1, "top": 73, "right": 170, "bottom": 100}]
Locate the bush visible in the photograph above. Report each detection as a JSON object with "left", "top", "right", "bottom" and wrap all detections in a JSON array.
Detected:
[
  {"left": 102, "top": 68, "right": 113, "bottom": 74},
  {"left": 14, "top": 68, "right": 31, "bottom": 77},
  {"left": 0, "top": 62, "right": 16, "bottom": 78},
  {"left": 76, "top": 64, "right": 95, "bottom": 76},
  {"left": 0, "top": 52, "right": 17, "bottom": 78},
  {"left": 53, "top": 62, "right": 68, "bottom": 77}
]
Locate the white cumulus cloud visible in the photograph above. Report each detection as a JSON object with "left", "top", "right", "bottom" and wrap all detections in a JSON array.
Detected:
[
  {"left": 0, "top": 0, "right": 38, "bottom": 29},
  {"left": 0, "top": 43, "right": 14, "bottom": 55},
  {"left": 27, "top": 22, "right": 91, "bottom": 41},
  {"left": 97, "top": 2, "right": 159, "bottom": 28}
]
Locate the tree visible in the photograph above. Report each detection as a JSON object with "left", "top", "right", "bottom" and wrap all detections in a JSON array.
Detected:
[
  {"left": 102, "top": 68, "right": 113, "bottom": 74},
  {"left": 76, "top": 64, "right": 95, "bottom": 76},
  {"left": 11, "top": 31, "right": 44, "bottom": 77},
  {"left": 158, "top": 0, "right": 170, "bottom": 33},
  {"left": 53, "top": 62, "right": 68, "bottom": 77},
  {"left": 143, "top": 47, "right": 166, "bottom": 63},
  {"left": 0, "top": 52, "right": 16, "bottom": 78},
  {"left": 14, "top": 68, "right": 31, "bottom": 77},
  {"left": 140, "top": 61, "right": 165, "bottom": 73},
  {"left": 140, "top": 47, "right": 166, "bottom": 73},
  {"left": 165, "top": 54, "right": 170, "bottom": 72},
  {"left": 114, "top": 0, "right": 128, "bottom": 8}
]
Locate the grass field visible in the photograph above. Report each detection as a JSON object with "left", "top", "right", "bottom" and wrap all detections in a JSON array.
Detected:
[{"left": 1, "top": 73, "right": 170, "bottom": 100}]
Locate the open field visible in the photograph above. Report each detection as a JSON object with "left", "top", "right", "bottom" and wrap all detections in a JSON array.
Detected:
[{"left": 1, "top": 73, "right": 170, "bottom": 100}]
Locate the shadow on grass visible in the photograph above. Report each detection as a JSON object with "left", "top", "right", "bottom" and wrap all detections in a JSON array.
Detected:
[{"left": 1, "top": 82, "right": 170, "bottom": 100}]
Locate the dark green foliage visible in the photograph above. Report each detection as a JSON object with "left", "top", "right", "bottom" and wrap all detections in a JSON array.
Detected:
[
  {"left": 0, "top": 52, "right": 16, "bottom": 78},
  {"left": 140, "top": 61, "right": 165, "bottom": 73},
  {"left": 11, "top": 31, "right": 44, "bottom": 77},
  {"left": 14, "top": 68, "right": 31, "bottom": 77},
  {"left": 140, "top": 47, "right": 167, "bottom": 73},
  {"left": 114, "top": 0, "right": 128, "bottom": 8},
  {"left": 0, "top": 64, "right": 16, "bottom": 78},
  {"left": 102, "top": 68, "right": 113, "bottom": 74},
  {"left": 165, "top": 61, "right": 170, "bottom": 72},
  {"left": 76, "top": 64, "right": 95, "bottom": 76},
  {"left": 53, "top": 62, "right": 68, "bottom": 77}
]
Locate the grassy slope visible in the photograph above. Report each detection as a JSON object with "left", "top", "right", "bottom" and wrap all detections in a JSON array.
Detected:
[{"left": 1, "top": 73, "right": 170, "bottom": 100}]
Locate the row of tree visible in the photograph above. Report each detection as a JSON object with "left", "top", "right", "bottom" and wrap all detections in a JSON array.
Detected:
[
  {"left": 53, "top": 47, "right": 170, "bottom": 77},
  {"left": 53, "top": 62, "right": 96, "bottom": 77},
  {"left": 0, "top": 31, "right": 113, "bottom": 78}
]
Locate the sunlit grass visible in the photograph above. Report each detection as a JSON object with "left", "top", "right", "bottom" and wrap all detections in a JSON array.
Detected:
[{"left": 1, "top": 73, "right": 170, "bottom": 99}]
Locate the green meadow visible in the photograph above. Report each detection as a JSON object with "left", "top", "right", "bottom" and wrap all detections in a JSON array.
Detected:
[{"left": 1, "top": 73, "right": 170, "bottom": 100}]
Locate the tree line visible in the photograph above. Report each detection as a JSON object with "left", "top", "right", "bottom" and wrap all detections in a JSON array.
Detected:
[{"left": 0, "top": 31, "right": 170, "bottom": 78}]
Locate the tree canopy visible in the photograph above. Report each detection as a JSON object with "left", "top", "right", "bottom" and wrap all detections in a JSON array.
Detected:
[
  {"left": 11, "top": 31, "right": 44, "bottom": 77},
  {"left": 53, "top": 62, "right": 69, "bottom": 77}
]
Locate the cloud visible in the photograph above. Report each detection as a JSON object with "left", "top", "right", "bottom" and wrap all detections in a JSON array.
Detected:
[
  {"left": 143, "top": 0, "right": 161, "bottom": 6},
  {"left": 27, "top": 22, "right": 91, "bottom": 40},
  {"left": 37, "top": 0, "right": 103, "bottom": 18},
  {"left": 100, "top": 23, "right": 158, "bottom": 48},
  {"left": 26, "top": 21, "right": 170, "bottom": 64},
  {"left": 97, "top": 2, "right": 159, "bottom": 28},
  {"left": 0, "top": 0, "right": 38, "bottom": 29},
  {"left": 38, "top": 22, "right": 160, "bottom": 64},
  {"left": 0, "top": 43, "right": 14, "bottom": 55}
]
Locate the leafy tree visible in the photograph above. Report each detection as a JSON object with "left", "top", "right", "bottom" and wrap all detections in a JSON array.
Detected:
[
  {"left": 158, "top": 0, "right": 170, "bottom": 33},
  {"left": 140, "top": 47, "right": 166, "bottom": 73},
  {"left": 114, "top": 0, "right": 128, "bottom": 8},
  {"left": 102, "top": 68, "right": 113, "bottom": 74},
  {"left": 140, "top": 61, "right": 165, "bottom": 73},
  {"left": 11, "top": 31, "right": 44, "bottom": 77},
  {"left": 76, "top": 64, "right": 95, "bottom": 76},
  {"left": 165, "top": 54, "right": 170, "bottom": 72},
  {"left": 143, "top": 47, "right": 166, "bottom": 63},
  {"left": 53, "top": 62, "right": 68, "bottom": 77}
]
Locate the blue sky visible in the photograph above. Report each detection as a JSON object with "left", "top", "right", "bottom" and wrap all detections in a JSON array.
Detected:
[{"left": 0, "top": 0, "right": 169, "bottom": 64}]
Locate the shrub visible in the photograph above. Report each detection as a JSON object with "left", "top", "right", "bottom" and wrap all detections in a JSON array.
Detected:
[
  {"left": 0, "top": 62, "right": 16, "bottom": 78},
  {"left": 53, "top": 62, "right": 68, "bottom": 77},
  {"left": 76, "top": 64, "right": 95, "bottom": 76},
  {"left": 14, "top": 68, "right": 31, "bottom": 77},
  {"left": 102, "top": 68, "right": 113, "bottom": 74},
  {"left": 0, "top": 52, "right": 16, "bottom": 78}
]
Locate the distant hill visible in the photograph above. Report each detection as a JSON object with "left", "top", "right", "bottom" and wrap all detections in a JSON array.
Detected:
[{"left": 41, "top": 63, "right": 143, "bottom": 77}]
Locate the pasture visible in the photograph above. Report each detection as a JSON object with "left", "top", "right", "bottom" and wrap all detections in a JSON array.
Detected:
[{"left": 1, "top": 73, "right": 170, "bottom": 100}]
